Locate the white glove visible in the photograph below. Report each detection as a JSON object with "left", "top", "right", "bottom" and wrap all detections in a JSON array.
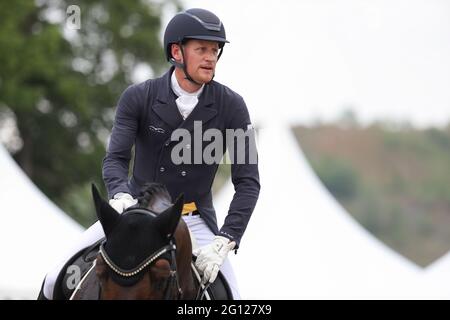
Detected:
[
  {"left": 193, "top": 236, "right": 236, "bottom": 284},
  {"left": 108, "top": 193, "right": 137, "bottom": 213}
]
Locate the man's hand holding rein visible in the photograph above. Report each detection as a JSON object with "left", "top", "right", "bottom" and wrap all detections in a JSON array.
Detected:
[{"left": 193, "top": 235, "right": 236, "bottom": 284}]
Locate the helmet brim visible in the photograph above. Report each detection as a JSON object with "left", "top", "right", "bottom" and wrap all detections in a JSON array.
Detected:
[{"left": 184, "top": 35, "right": 229, "bottom": 44}]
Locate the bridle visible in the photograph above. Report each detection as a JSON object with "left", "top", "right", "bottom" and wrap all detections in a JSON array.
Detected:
[{"left": 98, "top": 208, "right": 183, "bottom": 299}]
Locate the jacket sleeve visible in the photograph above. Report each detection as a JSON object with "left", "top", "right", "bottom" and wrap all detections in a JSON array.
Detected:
[
  {"left": 102, "top": 84, "right": 142, "bottom": 199},
  {"left": 219, "top": 95, "right": 260, "bottom": 249}
]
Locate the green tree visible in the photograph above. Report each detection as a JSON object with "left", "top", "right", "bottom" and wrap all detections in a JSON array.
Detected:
[
  {"left": 313, "top": 157, "right": 360, "bottom": 201},
  {"left": 0, "top": 0, "right": 179, "bottom": 226}
]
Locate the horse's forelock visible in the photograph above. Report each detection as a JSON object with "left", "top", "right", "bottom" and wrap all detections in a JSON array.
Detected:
[{"left": 138, "top": 183, "right": 172, "bottom": 213}]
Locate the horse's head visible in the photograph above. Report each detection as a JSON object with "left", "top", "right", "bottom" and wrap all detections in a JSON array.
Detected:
[{"left": 91, "top": 184, "right": 185, "bottom": 299}]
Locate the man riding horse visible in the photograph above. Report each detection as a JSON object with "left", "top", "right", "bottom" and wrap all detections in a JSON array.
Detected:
[{"left": 39, "top": 8, "right": 259, "bottom": 300}]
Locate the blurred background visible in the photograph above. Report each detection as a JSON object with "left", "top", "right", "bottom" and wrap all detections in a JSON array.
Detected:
[
  {"left": 0, "top": 0, "right": 178, "bottom": 227},
  {"left": 1, "top": 0, "right": 450, "bottom": 298}
]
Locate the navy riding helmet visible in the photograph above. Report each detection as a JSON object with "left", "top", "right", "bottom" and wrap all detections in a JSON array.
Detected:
[{"left": 163, "top": 8, "right": 229, "bottom": 84}]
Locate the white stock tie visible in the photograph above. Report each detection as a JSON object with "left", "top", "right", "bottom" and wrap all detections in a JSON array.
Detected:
[
  {"left": 171, "top": 71, "right": 204, "bottom": 120},
  {"left": 176, "top": 95, "right": 199, "bottom": 120}
]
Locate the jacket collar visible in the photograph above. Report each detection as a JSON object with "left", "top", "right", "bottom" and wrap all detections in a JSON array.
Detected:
[{"left": 152, "top": 67, "right": 217, "bottom": 131}]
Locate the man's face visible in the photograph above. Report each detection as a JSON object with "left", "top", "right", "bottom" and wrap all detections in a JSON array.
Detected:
[{"left": 172, "top": 39, "right": 220, "bottom": 84}]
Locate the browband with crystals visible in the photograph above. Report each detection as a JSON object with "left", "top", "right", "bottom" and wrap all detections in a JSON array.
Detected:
[{"left": 99, "top": 241, "right": 176, "bottom": 278}]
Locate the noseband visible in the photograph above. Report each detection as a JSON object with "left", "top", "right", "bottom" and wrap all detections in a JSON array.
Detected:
[{"left": 98, "top": 208, "right": 183, "bottom": 299}]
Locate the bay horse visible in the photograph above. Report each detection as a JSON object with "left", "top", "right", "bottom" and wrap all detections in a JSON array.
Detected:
[{"left": 64, "top": 184, "right": 231, "bottom": 300}]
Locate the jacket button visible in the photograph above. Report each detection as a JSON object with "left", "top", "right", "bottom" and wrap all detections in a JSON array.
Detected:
[
  {"left": 165, "top": 141, "right": 170, "bottom": 147},
  {"left": 160, "top": 167, "right": 165, "bottom": 172},
  {"left": 181, "top": 171, "right": 187, "bottom": 177}
]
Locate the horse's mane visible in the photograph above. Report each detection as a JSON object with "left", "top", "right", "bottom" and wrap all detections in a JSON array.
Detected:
[{"left": 137, "top": 183, "right": 172, "bottom": 213}]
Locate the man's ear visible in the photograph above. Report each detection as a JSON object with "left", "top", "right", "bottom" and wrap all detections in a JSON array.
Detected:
[{"left": 171, "top": 43, "right": 183, "bottom": 63}]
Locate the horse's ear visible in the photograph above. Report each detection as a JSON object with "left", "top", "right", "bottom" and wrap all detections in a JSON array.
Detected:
[
  {"left": 91, "top": 184, "right": 120, "bottom": 237},
  {"left": 155, "top": 193, "right": 184, "bottom": 239}
]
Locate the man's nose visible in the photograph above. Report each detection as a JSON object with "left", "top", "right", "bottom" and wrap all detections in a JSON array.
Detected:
[{"left": 204, "top": 50, "right": 218, "bottom": 62}]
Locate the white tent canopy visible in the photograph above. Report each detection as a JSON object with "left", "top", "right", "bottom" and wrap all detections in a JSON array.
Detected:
[
  {"left": 0, "top": 145, "right": 84, "bottom": 299},
  {"left": 183, "top": 0, "right": 450, "bottom": 299},
  {"left": 214, "top": 125, "right": 450, "bottom": 299}
]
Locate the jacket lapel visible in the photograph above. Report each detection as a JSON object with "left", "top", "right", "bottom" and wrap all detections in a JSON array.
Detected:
[
  {"left": 151, "top": 68, "right": 218, "bottom": 132},
  {"left": 151, "top": 68, "right": 184, "bottom": 129},
  {"left": 152, "top": 102, "right": 184, "bottom": 129}
]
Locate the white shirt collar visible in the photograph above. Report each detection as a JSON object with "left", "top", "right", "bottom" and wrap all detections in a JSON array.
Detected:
[{"left": 171, "top": 71, "right": 204, "bottom": 120}]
